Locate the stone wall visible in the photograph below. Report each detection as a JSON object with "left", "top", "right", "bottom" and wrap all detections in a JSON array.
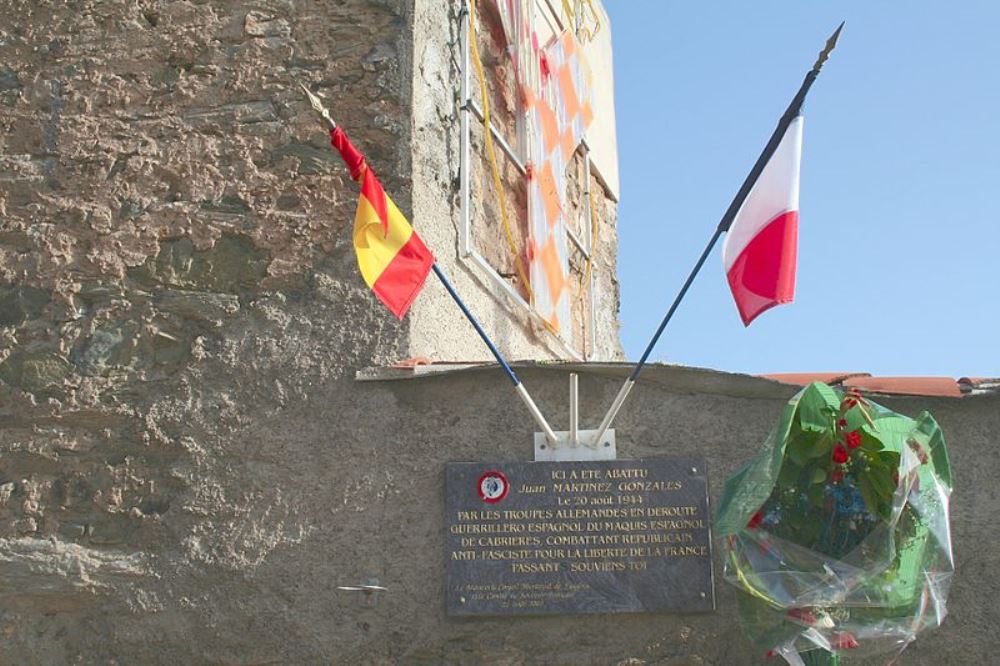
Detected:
[
  {"left": 1, "top": 0, "right": 417, "bottom": 661},
  {"left": 3, "top": 353, "right": 993, "bottom": 663},
  {"left": 285, "top": 366, "right": 996, "bottom": 666}
]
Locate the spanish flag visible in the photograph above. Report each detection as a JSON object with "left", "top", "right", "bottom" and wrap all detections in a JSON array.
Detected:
[{"left": 330, "top": 127, "right": 434, "bottom": 318}]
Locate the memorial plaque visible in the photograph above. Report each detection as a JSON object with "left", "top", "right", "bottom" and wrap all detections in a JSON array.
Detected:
[{"left": 446, "top": 458, "right": 715, "bottom": 615}]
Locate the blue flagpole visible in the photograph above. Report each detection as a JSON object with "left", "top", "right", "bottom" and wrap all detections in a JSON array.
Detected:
[{"left": 432, "top": 263, "right": 558, "bottom": 443}]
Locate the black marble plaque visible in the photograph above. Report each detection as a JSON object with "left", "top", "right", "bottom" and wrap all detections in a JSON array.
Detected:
[{"left": 445, "top": 458, "right": 715, "bottom": 615}]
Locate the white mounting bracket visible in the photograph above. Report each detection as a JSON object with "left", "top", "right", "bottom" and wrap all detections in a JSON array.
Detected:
[
  {"left": 534, "top": 428, "right": 616, "bottom": 461},
  {"left": 533, "top": 373, "right": 617, "bottom": 461}
]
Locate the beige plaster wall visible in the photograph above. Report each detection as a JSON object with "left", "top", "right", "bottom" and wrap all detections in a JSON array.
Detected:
[{"left": 407, "top": 0, "right": 624, "bottom": 364}]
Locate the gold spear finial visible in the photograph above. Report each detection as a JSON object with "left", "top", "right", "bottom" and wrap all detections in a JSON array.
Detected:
[
  {"left": 812, "top": 22, "right": 845, "bottom": 73},
  {"left": 299, "top": 82, "right": 336, "bottom": 130}
]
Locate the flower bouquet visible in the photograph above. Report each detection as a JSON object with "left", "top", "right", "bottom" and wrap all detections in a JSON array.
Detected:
[{"left": 716, "top": 383, "right": 953, "bottom": 665}]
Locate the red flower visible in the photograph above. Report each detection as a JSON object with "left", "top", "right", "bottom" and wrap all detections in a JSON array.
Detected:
[
  {"left": 787, "top": 608, "right": 817, "bottom": 625},
  {"left": 747, "top": 510, "right": 765, "bottom": 529},
  {"left": 832, "top": 444, "right": 849, "bottom": 464},
  {"left": 832, "top": 632, "right": 860, "bottom": 649},
  {"left": 845, "top": 430, "right": 862, "bottom": 449},
  {"left": 843, "top": 398, "right": 858, "bottom": 409},
  {"left": 830, "top": 469, "right": 844, "bottom": 483},
  {"left": 837, "top": 418, "right": 847, "bottom": 429}
]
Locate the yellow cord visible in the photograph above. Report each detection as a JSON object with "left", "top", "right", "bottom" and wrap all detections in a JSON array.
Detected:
[
  {"left": 468, "top": 0, "right": 533, "bottom": 301},
  {"left": 730, "top": 549, "right": 783, "bottom": 609},
  {"left": 560, "top": 0, "right": 602, "bottom": 43}
]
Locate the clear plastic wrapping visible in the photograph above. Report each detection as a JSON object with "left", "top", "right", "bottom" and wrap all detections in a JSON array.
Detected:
[{"left": 716, "top": 383, "right": 953, "bottom": 664}]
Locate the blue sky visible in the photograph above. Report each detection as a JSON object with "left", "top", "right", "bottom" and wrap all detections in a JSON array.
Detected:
[{"left": 605, "top": 2, "right": 999, "bottom": 377}]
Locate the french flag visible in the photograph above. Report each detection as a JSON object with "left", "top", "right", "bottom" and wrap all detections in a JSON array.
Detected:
[{"left": 722, "top": 115, "right": 803, "bottom": 326}]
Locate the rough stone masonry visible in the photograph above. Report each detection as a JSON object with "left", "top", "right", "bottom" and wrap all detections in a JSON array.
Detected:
[
  {"left": 0, "top": 0, "right": 627, "bottom": 663},
  {"left": 0, "top": 0, "right": 416, "bottom": 661}
]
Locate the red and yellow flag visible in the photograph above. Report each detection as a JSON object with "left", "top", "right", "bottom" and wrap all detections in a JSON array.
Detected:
[{"left": 330, "top": 127, "right": 434, "bottom": 319}]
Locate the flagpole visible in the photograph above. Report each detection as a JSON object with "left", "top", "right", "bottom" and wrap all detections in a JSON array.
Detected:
[
  {"left": 590, "top": 23, "right": 844, "bottom": 448},
  {"left": 431, "top": 263, "right": 559, "bottom": 443},
  {"left": 298, "top": 84, "right": 559, "bottom": 444}
]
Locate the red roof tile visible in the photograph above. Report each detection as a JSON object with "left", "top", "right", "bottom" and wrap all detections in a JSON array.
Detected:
[
  {"left": 762, "top": 372, "right": 870, "bottom": 386},
  {"left": 763, "top": 372, "right": 968, "bottom": 398},
  {"left": 842, "top": 376, "right": 963, "bottom": 398}
]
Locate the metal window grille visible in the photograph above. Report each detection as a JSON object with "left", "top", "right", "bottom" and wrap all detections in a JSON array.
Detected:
[{"left": 458, "top": 0, "right": 598, "bottom": 360}]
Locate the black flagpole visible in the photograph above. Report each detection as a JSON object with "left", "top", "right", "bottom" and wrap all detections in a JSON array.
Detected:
[{"left": 591, "top": 23, "right": 844, "bottom": 447}]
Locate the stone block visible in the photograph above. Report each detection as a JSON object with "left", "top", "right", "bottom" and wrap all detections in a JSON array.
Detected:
[
  {"left": 271, "top": 142, "right": 341, "bottom": 175},
  {"left": 244, "top": 11, "right": 292, "bottom": 39},
  {"left": 184, "top": 101, "right": 279, "bottom": 127},
  {"left": 0, "top": 286, "right": 50, "bottom": 327},
  {"left": 130, "top": 236, "right": 269, "bottom": 294}
]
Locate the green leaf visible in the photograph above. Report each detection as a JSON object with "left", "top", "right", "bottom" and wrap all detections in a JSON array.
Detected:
[
  {"left": 840, "top": 408, "right": 869, "bottom": 433},
  {"left": 788, "top": 438, "right": 810, "bottom": 467},
  {"left": 778, "top": 460, "right": 799, "bottom": 486},
  {"left": 858, "top": 475, "right": 879, "bottom": 516},
  {"left": 864, "top": 451, "right": 883, "bottom": 470},
  {"left": 860, "top": 428, "right": 885, "bottom": 452},
  {"left": 868, "top": 466, "right": 894, "bottom": 502},
  {"left": 716, "top": 384, "right": 832, "bottom": 537},
  {"left": 880, "top": 450, "right": 901, "bottom": 473},
  {"left": 811, "top": 468, "right": 827, "bottom": 484},
  {"left": 863, "top": 416, "right": 915, "bottom": 452},
  {"left": 806, "top": 433, "right": 833, "bottom": 459},
  {"left": 808, "top": 484, "right": 825, "bottom": 508},
  {"left": 797, "top": 382, "right": 840, "bottom": 433}
]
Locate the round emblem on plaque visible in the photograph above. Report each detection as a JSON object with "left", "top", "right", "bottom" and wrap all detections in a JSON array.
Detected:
[{"left": 477, "top": 470, "right": 509, "bottom": 504}]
